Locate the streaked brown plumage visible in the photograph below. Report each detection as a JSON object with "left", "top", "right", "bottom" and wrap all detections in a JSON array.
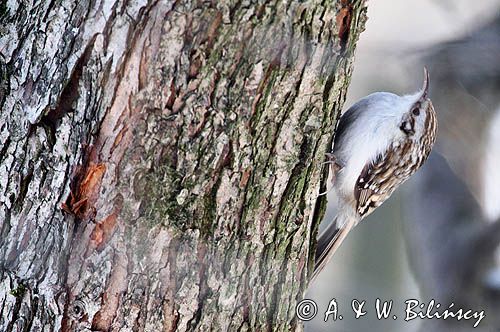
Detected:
[{"left": 356, "top": 100, "right": 437, "bottom": 217}]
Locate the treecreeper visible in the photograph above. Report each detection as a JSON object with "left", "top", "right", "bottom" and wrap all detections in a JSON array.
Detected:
[{"left": 314, "top": 68, "right": 438, "bottom": 278}]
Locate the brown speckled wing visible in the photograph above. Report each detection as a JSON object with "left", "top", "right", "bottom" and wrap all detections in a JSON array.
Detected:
[{"left": 354, "top": 141, "right": 414, "bottom": 218}]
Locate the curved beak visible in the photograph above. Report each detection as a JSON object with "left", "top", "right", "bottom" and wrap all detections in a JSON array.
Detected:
[{"left": 420, "top": 67, "right": 430, "bottom": 100}]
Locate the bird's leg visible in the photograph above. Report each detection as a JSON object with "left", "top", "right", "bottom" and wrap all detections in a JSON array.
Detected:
[
  {"left": 318, "top": 153, "right": 343, "bottom": 196},
  {"left": 323, "top": 152, "right": 342, "bottom": 184}
]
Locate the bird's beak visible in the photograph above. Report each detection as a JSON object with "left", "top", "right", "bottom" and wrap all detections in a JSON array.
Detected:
[{"left": 419, "top": 67, "right": 430, "bottom": 101}]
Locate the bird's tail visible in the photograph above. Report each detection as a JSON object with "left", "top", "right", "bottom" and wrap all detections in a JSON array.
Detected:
[{"left": 312, "top": 211, "right": 355, "bottom": 280}]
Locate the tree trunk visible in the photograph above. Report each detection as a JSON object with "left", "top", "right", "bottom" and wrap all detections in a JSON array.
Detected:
[{"left": 0, "top": 0, "right": 366, "bottom": 331}]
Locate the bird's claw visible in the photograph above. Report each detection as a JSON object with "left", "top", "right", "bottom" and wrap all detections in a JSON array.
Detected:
[
  {"left": 318, "top": 153, "right": 343, "bottom": 196},
  {"left": 323, "top": 153, "right": 342, "bottom": 183}
]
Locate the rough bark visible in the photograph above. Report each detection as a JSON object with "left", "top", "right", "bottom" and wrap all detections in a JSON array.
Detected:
[{"left": 0, "top": 0, "right": 366, "bottom": 331}]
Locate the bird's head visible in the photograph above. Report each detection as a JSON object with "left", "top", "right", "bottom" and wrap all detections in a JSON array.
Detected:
[{"left": 399, "top": 68, "right": 437, "bottom": 144}]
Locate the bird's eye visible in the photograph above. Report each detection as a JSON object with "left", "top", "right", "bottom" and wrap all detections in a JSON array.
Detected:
[{"left": 412, "top": 108, "right": 420, "bottom": 116}]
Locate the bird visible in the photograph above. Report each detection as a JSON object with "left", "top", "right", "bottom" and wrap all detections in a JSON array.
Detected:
[{"left": 313, "top": 68, "right": 438, "bottom": 278}]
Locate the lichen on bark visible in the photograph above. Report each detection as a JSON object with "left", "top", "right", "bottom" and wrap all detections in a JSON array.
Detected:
[{"left": 0, "top": 0, "right": 367, "bottom": 330}]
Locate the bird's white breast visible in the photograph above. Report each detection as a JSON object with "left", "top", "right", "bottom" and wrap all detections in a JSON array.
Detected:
[{"left": 333, "top": 92, "right": 417, "bottom": 202}]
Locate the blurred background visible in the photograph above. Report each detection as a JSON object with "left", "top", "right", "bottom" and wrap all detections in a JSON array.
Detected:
[{"left": 307, "top": 1, "right": 500, "bottom": 331}]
